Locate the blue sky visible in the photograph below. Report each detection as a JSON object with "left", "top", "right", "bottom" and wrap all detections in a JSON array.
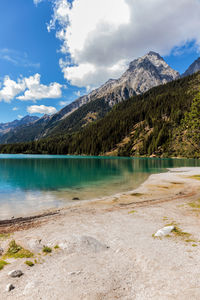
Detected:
[{"left": 0, "top": 0, "right": 200, "bottom": 122}]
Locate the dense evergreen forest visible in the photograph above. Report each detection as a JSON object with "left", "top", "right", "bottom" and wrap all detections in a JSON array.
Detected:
[{"left": 0, "top": 72, "right": 200, "bottom": 158}]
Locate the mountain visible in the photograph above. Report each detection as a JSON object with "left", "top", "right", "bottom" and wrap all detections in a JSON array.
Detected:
[
  {"left": 182, "top": 57, "right": 200, "bottom": 77},
  {"left": 50, "top": 51, "right": 179, "bottom": 120},
  {"left": 0, "top": 116, "right": 39, "bottom": 137},
  {"left": 0, "top": 51, "right": 179, "bottom": 144},
  {"left": 1, "top": 71, "right": 200, "bottom": 158},
  {"left": 0, "top": 115, "right": 50, "bottom": 144}
]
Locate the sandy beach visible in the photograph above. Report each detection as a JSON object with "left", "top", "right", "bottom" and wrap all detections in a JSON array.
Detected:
[{"left": 1, "top": 167, "right": 200, "bottom": 299}]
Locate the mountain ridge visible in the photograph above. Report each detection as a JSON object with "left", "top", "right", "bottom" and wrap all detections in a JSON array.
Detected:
[
  {"left": 0, "top": 51, "right": 180, "bottom": 144},
  {"left": 0, "top": 115, "right": 39, "bottom": 137},
  {"left": 1, "top": 71, "right": 199, "bottom": 158}
]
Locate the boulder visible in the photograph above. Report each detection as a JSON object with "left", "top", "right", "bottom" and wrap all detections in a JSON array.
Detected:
[
  {"left": 8, "top": 270, "right": 23, "bottom": 278},
  {"left": 154, "top": 226, "right": 174, "bottom": 237}
]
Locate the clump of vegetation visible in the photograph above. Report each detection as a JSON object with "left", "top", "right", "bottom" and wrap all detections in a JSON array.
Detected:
[
  {"left": 4, "top": 240, "right": 33, "bottom": 259},
  {"left": 0, "top": 233, "right": 11, "bottom": 240},
  {"left": 54, "top": 245, "right": 59, "bottom": 249},
  {"left": 131, "top": 193, "right": 143, "bottom": 197},
  {"left": 188, "top": 199, "right": 200, "bottom": 209},
  {"left": 192, "top": 244, "right": 198, "bottom": 247},
  {"left": 0, "top": 260, "right": 8, "bottom": 270},
  {"left": 171, "top": 226, "right": 191, "bottom": 238},
  {"left": 185, "top": 239, "right": 196, "bottom": 243},
  {"left": 42, "top": 246, "right": 52, "bottom": 253},
  {"left": 25, "top": 260, "right": 34, "bottom": 267},
  {"left": 190, "top": 175, "right": 200, "bottom": 181},
  {"left": 128, "top": 210, "right": 136, "bottom": 214}
]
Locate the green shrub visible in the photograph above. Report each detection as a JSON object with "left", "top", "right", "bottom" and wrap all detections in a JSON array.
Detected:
[
  {"left": 25, "top": 260, "right": 34, "bottom": 267},
  {"left": 4, "top": 240, "right": 33, "bottom": 259},
  {"left": 43, "top": 246, "right": 52, "bottom": 253}
]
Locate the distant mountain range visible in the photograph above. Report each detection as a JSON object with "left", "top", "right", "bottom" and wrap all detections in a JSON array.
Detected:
[
  {"left": 0, "top": 116, "right": 39, "bottom": 137},
  {"left": 0, "top": 51, "right": 200, "bottom": 146}
]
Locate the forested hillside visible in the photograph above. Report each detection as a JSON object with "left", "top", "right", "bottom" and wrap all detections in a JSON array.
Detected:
[{"left": 0, "top": 72, "right": 200, "bottom": 158}]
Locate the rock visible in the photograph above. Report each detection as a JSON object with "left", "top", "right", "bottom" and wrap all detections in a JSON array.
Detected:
[
  {"left": 154, "top": 226, "right": 174, "bottom": 237},
  {"left": 8, "top": 270, "right": 23, "bottom": 278},
  {"left": 80, "top": 236, "right": 109, "bottom": 253},
  {"left": 0, "top": 247, "right": 4, "bottom": 255},
  {"left": 68, "top": 271, "right": 81, "bottom": 276},
  {"left": 6, "top": 283, "right": 15, "bottom": 292},
  {"left": 72, "top": 197, "right": 80, "bottom": 200}
]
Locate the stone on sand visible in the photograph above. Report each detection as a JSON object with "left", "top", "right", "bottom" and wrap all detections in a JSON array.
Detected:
[
  {"left": 8, "top": 270, "right": 23, "bottom": 278},
  {"left": 154, "top": 226, "right": 174, "bottom": 237}
]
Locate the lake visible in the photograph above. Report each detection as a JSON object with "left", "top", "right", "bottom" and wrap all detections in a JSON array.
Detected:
[{"left": 0, "top": 154, "right": 200, "bottom": 219}]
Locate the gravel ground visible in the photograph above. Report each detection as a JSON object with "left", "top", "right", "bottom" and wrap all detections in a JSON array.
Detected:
[{"left": 0, "top": 167, "right": 200, "bottom": 300}]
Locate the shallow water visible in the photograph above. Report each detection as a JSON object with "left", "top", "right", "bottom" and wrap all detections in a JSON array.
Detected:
[{"left": 0, "top": 154, "right": 200, "bottom": 219}]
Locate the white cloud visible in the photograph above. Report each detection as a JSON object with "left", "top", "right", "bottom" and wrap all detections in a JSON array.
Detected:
[
  {"left": 18, "top": 115, "right": 23, "bottom": 119},
  {"left": 27, "top": 105, "right": 57, "bottom": 115},
  {"left": 0, "top": 76, "right": 25, "bottom": 103},
  {"left": 12, "top": 107, "right": 19, "bottom": 111},
  {"left": 47, "top": 0, "right": 200, "bottom": 89},
  {"left": 0, "top": 73, "right": 62, "bottom": 102},
  {"left": 17, "top": 74, "right": 62, "bottom": 101}
]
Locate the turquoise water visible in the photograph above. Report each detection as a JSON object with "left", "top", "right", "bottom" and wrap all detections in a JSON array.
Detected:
[{"left": 0, "top": 154, "right": 200, "bottom": 219}]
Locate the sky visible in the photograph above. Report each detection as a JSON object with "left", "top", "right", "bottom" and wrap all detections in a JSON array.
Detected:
[{"left": 0, "top": 0, "right": 200, "bottom": 123}]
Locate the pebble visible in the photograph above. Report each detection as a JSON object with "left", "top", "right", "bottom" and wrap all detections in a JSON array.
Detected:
[
  {"left": 0, "top": 247, "right": 4, "bottom": 255},
  {"left": 8, "top": 270, "right": 23, "bottom": 278},
  {"left": 6, "top": 283, "right": 15, "bottom": 292}
]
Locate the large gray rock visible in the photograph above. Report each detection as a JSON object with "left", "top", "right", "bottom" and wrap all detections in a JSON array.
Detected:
[{"left": 8, "top": 270, "right": 23, "bottom": 278}]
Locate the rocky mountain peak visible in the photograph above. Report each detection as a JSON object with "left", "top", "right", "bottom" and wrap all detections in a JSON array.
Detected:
[
  {"left": 50, "top": 51, "right": 180, "bottom": 123},
  {"left": 182, "top": 57, "right": 200, "bottom": 77}
]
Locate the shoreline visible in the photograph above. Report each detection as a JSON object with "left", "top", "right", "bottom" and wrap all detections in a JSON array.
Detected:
[
  {"left": 1, "top": 167, "right": 200, "bottom": 299},
  {"left": 1, "top": 166, "right": 200, "bottom": 230}
]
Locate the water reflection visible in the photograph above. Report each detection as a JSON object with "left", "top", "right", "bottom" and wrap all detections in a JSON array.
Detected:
[{"left": 0, "top": 155, "right": 200, "bottom": 219}]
